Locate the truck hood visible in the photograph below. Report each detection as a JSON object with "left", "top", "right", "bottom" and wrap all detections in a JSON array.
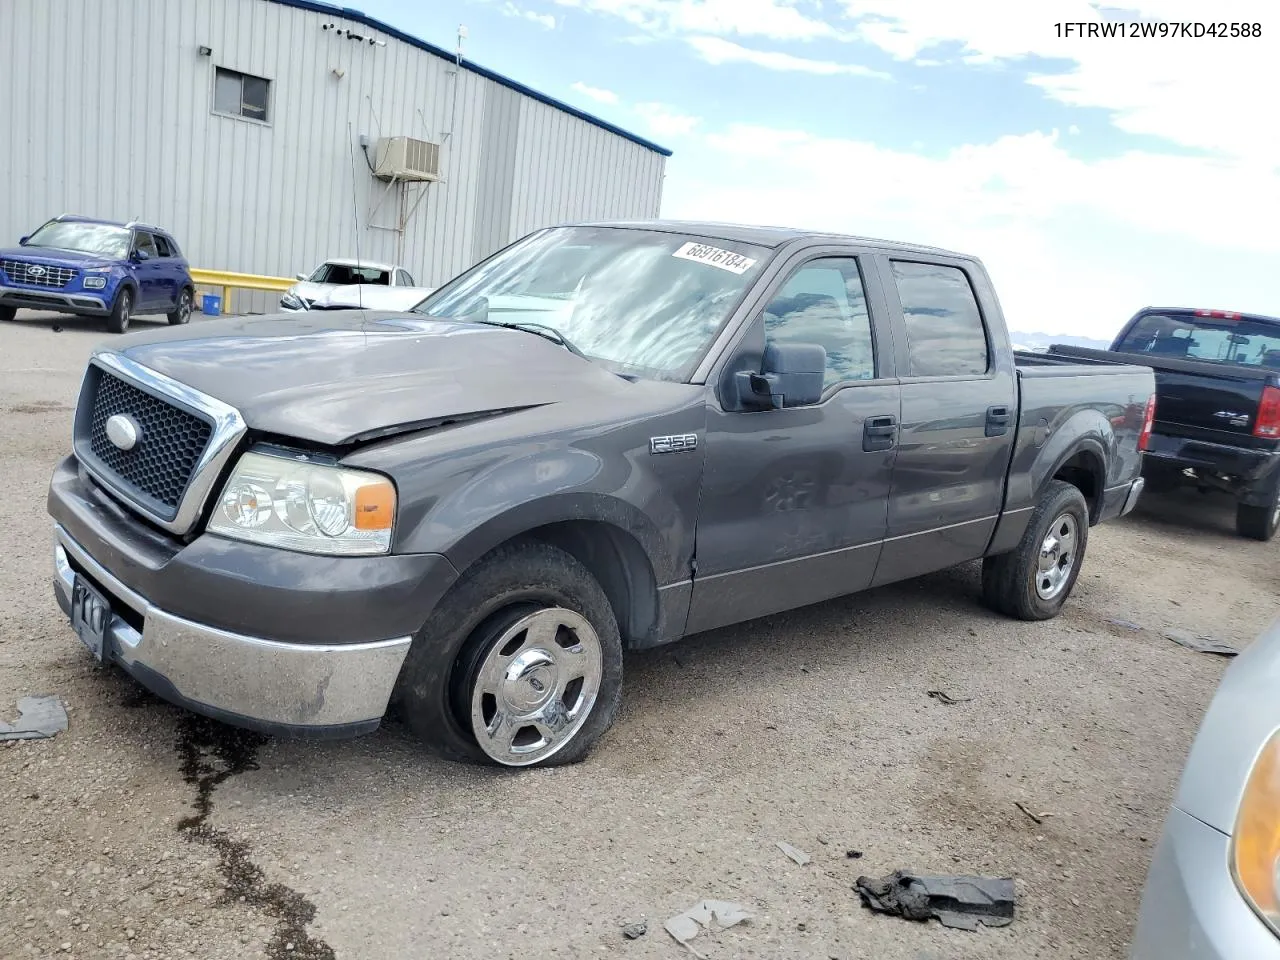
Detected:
[
  {"left": 0, "top": 246, "right": 113, "bottom": 268},
  {"left": 107, "top": 311, "right": 634, "bottom": 446}
]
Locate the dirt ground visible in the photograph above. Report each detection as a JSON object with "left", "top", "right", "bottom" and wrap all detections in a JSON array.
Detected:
[{"left": 2, "top": 312, "right": 1277, "bottom": 960}]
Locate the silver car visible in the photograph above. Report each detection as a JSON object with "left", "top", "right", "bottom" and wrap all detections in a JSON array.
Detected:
[{"left": 1130, "top": 616, "right": 1280, "bottom": 958}]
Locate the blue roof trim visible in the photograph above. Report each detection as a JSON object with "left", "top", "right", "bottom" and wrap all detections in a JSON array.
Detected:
[{"left": 266, "top": 0, "right": 673, "bottom": 157}]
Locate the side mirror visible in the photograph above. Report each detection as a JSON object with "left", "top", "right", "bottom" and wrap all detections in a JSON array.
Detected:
[
  {"left": 296, "top": 273, "right": 308, "bottom": 281},
  {"left": 132, "top": 249, "right": 151, "bottom": 262},
  {"left": 735, "top": 342, "right": 826, "bottom": 410},
  {"left": 18, "top": 235, "right": 29, "bottom": 245}
]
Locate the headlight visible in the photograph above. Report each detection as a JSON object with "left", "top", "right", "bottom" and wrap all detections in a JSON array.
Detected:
[
  {"left": 207, "top": 450, "right": 396, "bottom": 555},
  {"left": 1231, "top": 728, "right": 1280, "bottom": 936},
  {"left": 280, "top": 292, "right": 305, "bottom": 310},
  {"left": 83, "top": 275, "right": 108, "bottom": 290}
]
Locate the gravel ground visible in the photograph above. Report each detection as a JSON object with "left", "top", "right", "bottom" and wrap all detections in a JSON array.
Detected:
[{"left": 2, "top": 311, "right": 1277, "bottom": 960}]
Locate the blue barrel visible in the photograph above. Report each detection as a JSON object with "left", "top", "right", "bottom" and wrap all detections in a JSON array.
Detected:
[{"left": 201, "top": 293, "right": 222, "bottom": 316}]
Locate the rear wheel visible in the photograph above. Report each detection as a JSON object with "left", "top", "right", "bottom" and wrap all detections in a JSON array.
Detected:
[
  {"left": 396, "top": 540, "right": 623, "bottom": 767},
  {"left": 106, "top": 288, "right": 132, "bottom": 334},
  {"left": 167, "top": 287, "right": 193, "bottom": 325},
  {"left": 982, "top": 480, "right": 1090, "bottom": 621},
  {"left": 1236, "top": 496, "right": 1280, "bottom": 541},
  {"left": 0, "top": 305, "right": 15, "bottom": 322}
]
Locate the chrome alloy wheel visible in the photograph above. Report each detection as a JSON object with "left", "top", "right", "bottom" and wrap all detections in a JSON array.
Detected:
[
  {"left": 469, "top": 607, "right": 603, "bottom": 766},
  {"left": 1035, "top": 513, "right": 1079, "bottom": 600}
]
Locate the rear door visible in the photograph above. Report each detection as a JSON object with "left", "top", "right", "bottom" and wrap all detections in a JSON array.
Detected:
[
  {"left": 870, "top": 255, "right": 1018, "bottom": 587},
  {"left": 686, "top": 249, "right": 901, "bottom": 633},
  {"left": 152, "top": 233, "right": 182, "bottom": 306},
  {"left": 1110, "top": 310, "right": 1278, "bottom": 442}
]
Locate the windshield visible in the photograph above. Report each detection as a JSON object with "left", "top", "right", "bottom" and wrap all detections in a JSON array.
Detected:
[
  {"left": 411, "top": 226, "right": 769, "bottom": 380},
  {"left": 309, "top": 262, "right": 392, "bottom": 285},
  {"left": 25, "top": 221, "right": 130, "bottom": 258},
  {"left": 1116, "top": 312, "right": 1280, "bottom": 369}
]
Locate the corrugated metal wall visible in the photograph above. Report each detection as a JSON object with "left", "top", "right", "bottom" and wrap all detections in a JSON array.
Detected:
[{"left": 0, "top": 0, "right": 666, "bottom": 306}]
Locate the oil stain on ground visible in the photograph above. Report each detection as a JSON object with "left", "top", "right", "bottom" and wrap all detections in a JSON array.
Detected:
[{"left": 175, "top": 715, "right": 336, "bottom": 960}]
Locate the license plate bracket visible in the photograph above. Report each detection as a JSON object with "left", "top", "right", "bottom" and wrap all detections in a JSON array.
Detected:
[{"left": 71, "top": 575, "right": 111, "bottom": 663}]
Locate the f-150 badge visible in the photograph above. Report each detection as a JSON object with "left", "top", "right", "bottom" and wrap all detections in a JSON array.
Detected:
[{"left": 650, "top": 434, "right": 698, "bottom": 455}]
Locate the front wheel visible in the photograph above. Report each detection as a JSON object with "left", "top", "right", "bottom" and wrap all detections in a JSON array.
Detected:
[
  {"left": 167, "top": 287, "right": 193, "bottom": 325},
  {"left": 1236, "top": 497, "right": 1280, "bottom": 541},
  {"left": 396, "top": 540, "right": 623, "bottom": 767},
  {"left": 106, "top": 288, "right": 132, "bottom": 334},
  {"left": 982, "top": 479, "right": 1090, "bottom": 621}
]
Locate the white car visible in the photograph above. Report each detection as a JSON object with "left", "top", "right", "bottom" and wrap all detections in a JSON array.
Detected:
[
  {"left": 279, "top": 258, "right": 418, "bottom": 311},
  {"left": 304, "top": 283, "right": 434, "bottom": 312}
]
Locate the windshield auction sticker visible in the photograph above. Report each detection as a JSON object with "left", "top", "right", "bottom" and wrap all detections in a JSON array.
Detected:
[{"left": 672, "top": 241, "right": 758, "bottom": 275}]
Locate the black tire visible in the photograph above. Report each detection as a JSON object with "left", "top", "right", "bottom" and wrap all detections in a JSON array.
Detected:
[
  {"left": 106, "top": 287, "right": 133, "bottom": 334},
  {"left": 0, "top": 305, "right": 15, "bottom": 322},
  {"left": 982, "top": 480, "right": 1090, "bottom": 621},
  {"left": 167, "top": 286, "right": 193, "bottom": 325},
  {"left": 395, "top": 539, "right": 623, "bottom": 768},
  {"left": 1236, "top": 499, "right": 1280, "bottom": 541}
]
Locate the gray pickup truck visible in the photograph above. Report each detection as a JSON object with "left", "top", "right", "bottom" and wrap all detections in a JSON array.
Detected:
[{"left": 47, "top": 220, "right": 1156, "bottom": 768}]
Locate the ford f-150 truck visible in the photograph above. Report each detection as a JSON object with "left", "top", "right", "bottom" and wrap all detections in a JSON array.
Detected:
[
  {"left": 1051, "top": 307, "right": 1280, "bottom": 540},
  {"left": 46, "top": 221, "right": 1156, "bottom": 768}
]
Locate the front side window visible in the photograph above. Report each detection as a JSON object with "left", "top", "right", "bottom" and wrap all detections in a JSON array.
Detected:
[
  {"left": 133, "top": 232, "right": 159, "bottom": 259},
  {"left": 25, "top": 221, "right": 130, "bottom": 259},
  {"left": 764, "top": 257, "right": 875, "bottom": 388},
  {"left": 892, "top": 260, "right": 990, "bottom": 377},
  {"left": 214, "top": 67, "right": 271, "bottom": 122},
  {"left": 413, "top": 226, "right": 769, "bottom": 381},
  {"left": 1116, "top": 312, "right": 1280, "bottom": 368}
]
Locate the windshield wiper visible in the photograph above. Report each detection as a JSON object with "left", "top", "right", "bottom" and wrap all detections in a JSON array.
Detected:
[{"left": 475, "top": 319, "right": 589, "bottom": 360}]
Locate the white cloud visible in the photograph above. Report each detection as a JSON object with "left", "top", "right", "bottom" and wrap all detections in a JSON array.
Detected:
[
  {"left": 686, "top": 35, "right": 890, "bottom": 77},
  {"left": 634, "top": 102, "right": 701, "bottom": 137},
  {"left": 553, "top": 0, "right": 840, "bottom": 41},
  {"left": 838, "top": 0, "right": 1280, "bottom": 161},
  {"left": 662, "top": 124, "right": 1280, "bottom": 337},
  {"left": 502, "top": 2, "right": 557, "bottom": 29},
  {"left": 570, "top": 81, "right": 620, "bottom": 104}
]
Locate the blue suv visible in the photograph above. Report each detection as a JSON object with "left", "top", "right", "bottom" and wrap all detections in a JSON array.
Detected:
[{"left": 0, "top": 215, "right": 195, "bottom": 333}]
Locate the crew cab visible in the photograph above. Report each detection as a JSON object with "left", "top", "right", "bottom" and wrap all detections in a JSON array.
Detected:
[
  {"left": 0, "top": 215, "right": 195, "bottom": 333},
  {"left": 1051, "top": 307, "right": 1280, "bottom": 540},
  {"left": 45, "top": 221, "right": 1155, "bottom": 768}
]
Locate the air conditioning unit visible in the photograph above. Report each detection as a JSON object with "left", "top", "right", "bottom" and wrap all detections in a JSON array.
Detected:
[{"left": 372, "top": 136, "right": 441, "bottom": 182}]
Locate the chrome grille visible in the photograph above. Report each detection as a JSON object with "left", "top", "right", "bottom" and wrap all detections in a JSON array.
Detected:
[
  {"left": 1, "top": 259, "right": 77, "bottom": 288},
  {"left": 82, "top": 368, "right": 214, "bottom": 515}
]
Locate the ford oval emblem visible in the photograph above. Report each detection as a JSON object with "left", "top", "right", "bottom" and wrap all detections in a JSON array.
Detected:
[{"left": 105, "top": 414, "right": 140, "bottom": 451}]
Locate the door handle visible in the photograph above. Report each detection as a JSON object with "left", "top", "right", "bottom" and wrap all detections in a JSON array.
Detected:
[
  {"left": 985, "top": 405, "right": 1012, "bottom": 437},
  {"left": 863, "top": 414, "right": 897, "bottom": 452}
]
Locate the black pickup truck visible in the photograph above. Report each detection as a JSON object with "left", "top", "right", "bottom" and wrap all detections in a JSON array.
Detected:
[
  {"left": 46, "top": 220, "right": 1155, "bottom": 768},
  {"left": 1051, "top": 307, "right": 1280, "bottom": 540}
]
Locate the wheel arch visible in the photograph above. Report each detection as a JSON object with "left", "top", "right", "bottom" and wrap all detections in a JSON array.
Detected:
[{"left": 442, "top": 496, "right": 673, "bottom": 649}]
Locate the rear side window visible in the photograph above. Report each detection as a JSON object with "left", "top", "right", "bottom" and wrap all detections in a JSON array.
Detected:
[
  {"left": 1116, "top": 312, "right": 1280, "bottom": 368},
  {"left": 397, "top": 269, "right": 415, "bottom": 286},
  {"left": 891, "top": 261, "right": 990, "bottom": 377},
  {"left": 154, "top": 235, "right": 173, "bottom": 257}
]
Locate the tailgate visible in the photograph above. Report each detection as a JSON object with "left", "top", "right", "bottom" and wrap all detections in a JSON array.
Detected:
[{"left": 1146, "top": 363, "right": 1266, "bottom": 437}]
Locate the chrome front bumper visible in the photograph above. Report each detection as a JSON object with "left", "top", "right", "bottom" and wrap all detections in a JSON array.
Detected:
[{"left": 53, "top": 525, "right": 412, "bottom": 737}]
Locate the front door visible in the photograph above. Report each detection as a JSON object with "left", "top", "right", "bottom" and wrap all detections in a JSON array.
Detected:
[
  {"left": 686, "top": 253, "right": 901, "bottom": 634},
  {"left": 870, "top": 255, "right": 1018, "bottom": 586},
  {"left": 131, "top": 231, "right": 163, "bottom": 309}
]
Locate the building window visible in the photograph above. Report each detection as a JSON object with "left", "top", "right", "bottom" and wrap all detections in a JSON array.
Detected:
[{"left": 214, "top": 67, "right": 271, "bottom": 122}]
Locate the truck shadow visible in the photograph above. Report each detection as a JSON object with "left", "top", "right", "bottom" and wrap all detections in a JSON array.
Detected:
[{"left": 1122, "top": 484, "right": 1249, "bottom": 540}]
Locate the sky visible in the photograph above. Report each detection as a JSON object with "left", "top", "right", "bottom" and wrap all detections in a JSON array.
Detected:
[{"left": 352, "top": 0, "right": 1278, "bottom": 340}]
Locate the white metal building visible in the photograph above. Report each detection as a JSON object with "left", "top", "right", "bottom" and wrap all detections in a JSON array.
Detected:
[{"left": 0, "top": 0, "right": 669, "bottom": 301}]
